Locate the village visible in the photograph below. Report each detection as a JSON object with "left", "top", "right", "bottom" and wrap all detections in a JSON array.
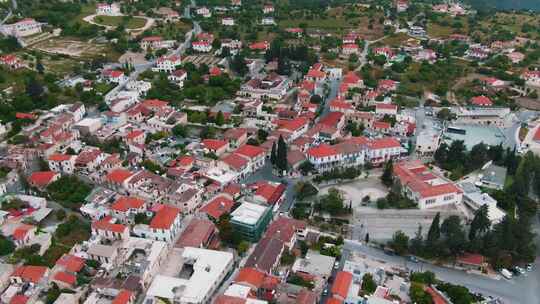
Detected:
[{"left": 0, "top": 0, "right": 539, "bottom": 304}]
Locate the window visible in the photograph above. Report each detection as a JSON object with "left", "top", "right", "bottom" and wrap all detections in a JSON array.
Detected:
[
  {"left": 444, "top": 195, "right": 454, "bottom": 201},
  {"left": 425, "top": 199, "right": 436, "bottom": 205}
]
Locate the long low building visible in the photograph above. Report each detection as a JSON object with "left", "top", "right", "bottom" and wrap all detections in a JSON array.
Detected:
[
  {"left": 393, "top": 160, "right": 463, "bottom": 209},
  {"left": 306, "top": 136, "right": 405, "bottom": 171}
]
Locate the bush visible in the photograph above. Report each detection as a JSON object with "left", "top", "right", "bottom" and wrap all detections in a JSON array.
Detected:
[{"left": 46, "top": 176, "right": 91, "bottom": 208}]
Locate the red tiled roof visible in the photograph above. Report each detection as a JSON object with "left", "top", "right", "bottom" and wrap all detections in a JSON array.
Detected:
[
  {"left": 325, "top": 298, "right": 342, "bottom": 304},
  {"left": 126, "top": 130, "right": 144, "bottom": 140},
  {"left": 254, "top": 182, "right": 286, "bottom": 205},
  {"left": 13, "top": 224, "right": 33, "bottom": 241},
  {"left": 9, "top": 295, "right": 28, "bottom": 304},
  {"left": 265, "top": 216, "right": 306, "bottom": 244},
  {"left": 149, "top": 205, "right": 180, "bottom": 229},
  {"left": 306, "top": 69, "right": 326, "bottom": 79},
  {"left": 457, "top": 253, "right": 486, "bottom": 266},
  {"left": 223, "top": 183, "right": 242, "bottom": 197},
  {"left": 15, "top": 112, "right": 35, "bottom": 120},
  {"left": 373, "top": 121, "right": 391, "bottom": 130},
  {"left": 470, "top": 95, "right": 493, "bottom": 106},
  {"left": 368, "top": 137, "right": 400, "bottom": 149},
  {"left": 175, "top": 218, "right": 216, "bottom": 248},
  {"left": 112, "top": 290, "right": 133, "bottom": 304},
  {"left": 534, "top": 127, "right": 540, "bottom": 142},
  {"left": 28, "top": 171, "right": 58, "bottom": 187},
  {"left": 319, "top": 112, "right": 344, "bottom": 128},
  {"left": 222, "top": 153, "right": 249, "bottom": 170},
  {"left": 376, "top": 103, "right": 398, "bottom": 110},
  {"left": 214, "top": 295, "right": 246, "bottom": 304},
  {"left": 11, "top": 266, "right": 48, "bottom": 284},
  {"left": 202, "top": 139, "right": 228, "bottom": 151},
  {"left": 278, "top": 117, "right": 309, "bottom": 132},
  {"left": 343, "top": 43, "right": 359, "bottom": 49},
  {"left": 249, "top": 41, "right": 269, "bottom": 50},
  {"left": 329, "top": 99, "right": 353, "bottom": 110},
  {"left": 55, "top": 254, "right": 85, "bottom": 273},
  {"left": 111, "top": 196, "right": 145, "bottom": 212},
  {"left": 200, "top": 196, "right": 235, "bottom": 219},
  {"left": 331, "top": 271, "right": 353, "bottom": 299},
  {"left": 235, "top": 144, "right": 265, "bottom": 159},
  {"left": 425, "top": 287, "right": 448, "bottom": 304},
  {"left": 235, "top": 267, "right": 266, "bottom": 289},
  {"left": 307, "top": 144, "right": 337, "bottom": 158},
  {"left": 92, "top": 216, "right": 127, "bottom": 234},
  {"left": 177, "top": 155, "right": 194, "bottom": 167},
  {"left": 53, "top": 271, "right": 76, "bottom": 286},
  {"left": 142, "top": 99, "right": 169, "bottom": 109},
  {"left": 343, "top": 71, "right": 361, "bottom": 84},
  {"left": 48, "top": 154, "right": 72, "bottom": 162},
  {"left": 142, "top": 36, "right": 162, "bottom": 41},
  {"left": 106, "top": 169, "right": 134, "bottom": 184}
]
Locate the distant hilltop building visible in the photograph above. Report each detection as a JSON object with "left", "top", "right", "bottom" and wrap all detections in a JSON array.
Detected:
[
  {"left": 96, "top": 3, "right": 121, "bottom": 16},
  {"left": 0, "top": 18, "right": 43, "bottom": 38}
]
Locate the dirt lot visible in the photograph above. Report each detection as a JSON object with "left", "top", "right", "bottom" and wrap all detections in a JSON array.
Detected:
[{"left": 31, "top": 38, "right": 108, "bottom": 58}]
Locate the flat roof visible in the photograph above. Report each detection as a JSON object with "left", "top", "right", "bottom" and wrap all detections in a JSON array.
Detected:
[
  {"left": 147, "top": 247, "right": 233, "bottom": 303},
  {"left": 230, "top": 202, "right": 268, "bottom": 225}
]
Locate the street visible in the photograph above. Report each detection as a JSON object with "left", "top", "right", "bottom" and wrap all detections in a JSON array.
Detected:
[{"left": 342, "top": 212, "right": 540, "bottom": 304}]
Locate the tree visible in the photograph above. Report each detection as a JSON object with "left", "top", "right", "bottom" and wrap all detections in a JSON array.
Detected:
[
  {"left": 0, "top": 235, "right": 15, "bottom": 256},
  {"left": 231, "top": 54, "right": 248, "bottom": 76},
  {"left": 45, "top": 283, "right": 61, "bottom": 304},
  {"left": 440, "top": 215, "right": 466, "bottom": 256},
  {"left": 217, "top": 215, "right": 240, "bottom": 246},
  {"left": 361, "top": 273, "right": 377, "bottom": 294},
  {"left": 270, "top": 141, "right": 277, "bottom": 165},
  {"left": 310, "top": 94, "right": 323, "bottom": 104},
  {"left": 390, "top": 230, "right": 409, "bottom": 255},
  {"left": 319, "top": 188, "right": 345, "bottom": 215},
  {"left": 409, "top": 282, "right": 434, "bottom": 304},
  {"left": 365, "top": 233, "right": 370, "bottom": 244},
  {"left": 276, "top": 135, "right": 288, "bottom": 172},
  {"left": 172, "top": 124, "right": 188, "bottom": 137},
  {"left": 425, "top": 213, "right": 441, "bottom": 256},
  {"left": 215, "top": 111, "right": 225, "bottom": 126},
  {"left": 381, "top": 159, "right": 393, "bottom": 187},
  {"left": 55, "top": 209, "right": 66, "bottom": 221},
  {"left": 410, "top": 225, "right": 424, "bottom": 255},
  {"left": 469, "top": 205, "right": 490, "bottom": 241},
  {"left": 237, "top": 241, "right": 249, "bottom": 256},
  {"left": 437, "top": 108, "right": 454, "bottom": 121}
]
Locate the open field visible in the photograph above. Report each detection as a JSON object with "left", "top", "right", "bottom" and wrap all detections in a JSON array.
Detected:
[
  {"left": 31, "top": 38, "right": 110, "bottom": 59},
  {"left": 93, "top": 15, "right": 147, "bottom": 29}
]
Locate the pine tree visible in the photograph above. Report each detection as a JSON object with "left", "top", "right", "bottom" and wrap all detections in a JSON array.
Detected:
[
  {"left": 381, "top": 159, "right": 394, "bottom": 187},
  {"left": 469, "top": 205, "right": 490, "bottom": 241},
  {"left": 276, "top": 135, "right": 288, "bottom": 172},
  {"left": 365, "top": 233, "right": 370, "bottom": 244},
  {"left": 270, "top": 141, "right": 277, "bottom": 165},
  {"left": 425, "top": 212, "right": 441, "bottom": 256},
  {"left": 215, "top": 111, "right": 225, "bottom": 126}
]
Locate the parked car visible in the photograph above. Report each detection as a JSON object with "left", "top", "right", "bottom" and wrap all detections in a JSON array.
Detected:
[
  {"left": 500, "top": 268, "right": 513, "bottom": 279},
  {"left": 408, "top": 256, "right": 419, "bottom": 263}
]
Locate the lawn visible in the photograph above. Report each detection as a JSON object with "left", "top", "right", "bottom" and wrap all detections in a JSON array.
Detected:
[
  {"left": 375, "top": 32, "right": 410, "bottom": 47},
  {"left": 93, "top": 15, "right": 147, "bottom": 29}
]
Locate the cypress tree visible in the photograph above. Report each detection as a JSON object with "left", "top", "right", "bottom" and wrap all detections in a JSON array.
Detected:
[
  {"left": 277, "top": 135, "right": 287, "bottom": 172},
  {"left": 270, "top": 141, "right": 277, "bottom": 165}
]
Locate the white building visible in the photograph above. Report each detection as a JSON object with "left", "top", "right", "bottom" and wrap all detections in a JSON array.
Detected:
[
  {"left": 222, "top": 17, "right": 234, "bottom": 26},
  {"left": 261, "top": 17, "right": 275, "bottom": 26},
  {"left": 96, "top": 3, "right": 121, "bottom": 16},
  {"left": 0, "top": 18, "right": 42, "bottom": 37},
  {"left": 394, "top": 160, "right": 463, "bottom": 209},
  {"left": 153, "top": 55, "right": 182, "bottom": 73},
  {"left": 47, "top": 154, "right": 76, "bottom": 174},
  {"left": 145, "top": 247, "right": 234, "bottom": 304},
  {"left": 192, "top": 41, "right": 212, "bottom": 52},
  {"left": 168, "top": 69, "right": 187, "bottom": 87},
  {"left": 458, "top": 182, "right": 505, "bottom": 225}
]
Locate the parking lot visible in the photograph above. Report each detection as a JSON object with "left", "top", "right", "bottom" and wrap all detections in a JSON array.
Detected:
[{"left": 352, "top": 206, "right": 464, "bottom": 242}]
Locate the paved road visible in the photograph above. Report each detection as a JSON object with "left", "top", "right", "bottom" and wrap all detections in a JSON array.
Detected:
[{"left": 344, "top": 214, "right": 540, "bottom": 304}]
